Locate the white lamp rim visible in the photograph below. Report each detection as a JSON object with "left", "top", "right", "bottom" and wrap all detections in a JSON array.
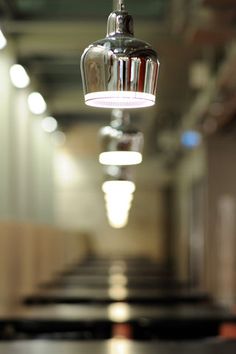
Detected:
[
  {"left": 99, "top": 151, "right": 142, "bottom": 166},
  {"left": 85, "top": 91, "right": 155, "bottom": 109}
]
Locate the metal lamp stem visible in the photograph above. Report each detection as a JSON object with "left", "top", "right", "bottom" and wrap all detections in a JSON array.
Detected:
[{"left": 113, "top": 0, "right": 125, "bottom": 11}]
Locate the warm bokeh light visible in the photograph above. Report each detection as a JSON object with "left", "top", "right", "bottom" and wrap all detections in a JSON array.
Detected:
[
  {"left": 108, "top": 302, "right": 130, "bottom": 322},
  {"left": 109, "top": 339, "right": 131, "bottom": 354},
  {"left": 28, "top": 92, "right": 47, "bottom": 115},
  {"left": 99, "top": 151, "right": 142, "bottom": 166},
  {"left": 9, "top": 64, "right": 30, "bottom": 88},
  {"left": 109, "top": 274, "right": 128, "bottom": 286},
  {"left": 41, "top": 116, "right": 58, "bottom": 133},
  {"left": 108, "top": 286, "right": 128, "bottom": 301},
  {"left": 109, "top": 262, "right": 127, "bottom": 274}
]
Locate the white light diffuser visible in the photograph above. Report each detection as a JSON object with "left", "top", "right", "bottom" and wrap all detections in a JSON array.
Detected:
[
  {"left": 102, "top": 180, "right": 135, "bottom": 195},
  {"left": 85, "top": 92, "right": 156, "bottom": 109},
  {"left": 28, "top": 92, "right": 47, "bottom": 115},
  {"left": 9, "top": 64, "right": 30, "bottom": 88},
  {"left": 99, "top": 151, "right": 142, "bottom": 166}
]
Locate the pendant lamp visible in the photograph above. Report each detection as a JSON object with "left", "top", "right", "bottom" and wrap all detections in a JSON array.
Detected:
[
  {"left": 99, "top": 109, "right": 143, "bottom": 165},
  {"left": 102, "top": 179, "right": 135, "bottom": 228},
  {"left": 102, "top": 166, "right": 135, "bottom": 228},
  {"left": 80, "top": 0, "right": 159, "bottom": 109}
]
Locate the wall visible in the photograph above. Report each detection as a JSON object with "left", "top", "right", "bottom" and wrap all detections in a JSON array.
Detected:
[
  {"left": 0, "top": 221, "right": 89, "bottom": 306},
  {"left": 0, "top": 43, "right": 54, "bottom": 223},
  {"left": 206, "top": 130, "right": 236, "bottom": 305},
  {"left": 0, "top": 43, "right": 91, "bottom": 307},
  {"left": 173, "top": 146, "right": 206, "bottom": 282}
]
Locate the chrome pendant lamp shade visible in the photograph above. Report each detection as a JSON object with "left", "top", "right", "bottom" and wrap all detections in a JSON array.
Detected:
[
  {"left": 99, "top": 109, "right": 143, "bottom": 165},
  {"left": 80, "top": 0, "right": 159, "bottom": 109}
]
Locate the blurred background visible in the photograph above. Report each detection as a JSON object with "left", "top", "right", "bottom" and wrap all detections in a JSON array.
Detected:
[{"left": 0, "top": 0, "right": 236, "bottom": 308}]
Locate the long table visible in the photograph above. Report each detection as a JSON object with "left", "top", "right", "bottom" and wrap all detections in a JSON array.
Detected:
[
  {"left": 63, "top": 259, "right": 171, "bottom": 277},
  {"left": 46, "top": 274, "right": 188, "bottom": 289},
  {"left": 0, "top": 339, "right": 235, "bottom": 354},
  {"left": 24, "top": 287, "right": 210, "bottom": 304},
  {"left": 1, "top": 303, "right": 234, "bottom": 339}
]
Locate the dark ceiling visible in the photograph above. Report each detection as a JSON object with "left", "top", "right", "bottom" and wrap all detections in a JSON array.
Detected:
[
  {"left": 10, "top": 0, "right": 168, "bottom": 20},
  {"left": 0, "top": 0, "right": 235, "bottom": 156}
]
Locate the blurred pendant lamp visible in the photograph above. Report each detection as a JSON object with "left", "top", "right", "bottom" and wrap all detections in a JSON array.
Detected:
[
  {"left": 102, "top": 167, "right": 135, "bottom": 228},
  {"left": 80, "top": 0, "right": 159, "bottom": 109},
  {"left": 99, "top": 109, "right": 143, "bottom": 166}
]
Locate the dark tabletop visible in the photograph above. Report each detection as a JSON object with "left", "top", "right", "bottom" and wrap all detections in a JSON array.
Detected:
[
  {"left": 1, "top": 302, "right": 235, "bottom": 340},
  {"left": 24, "top": 286, "right": 211, "bottom": 304},
  {"left": 0, "top": 303, "right": 234, "bottom": 322},
  {"left": 0, "top": 339, "right": 236, "bottom": 354},
  {"left": 47, "top": 274, "right": 188, "bottom": 289}
]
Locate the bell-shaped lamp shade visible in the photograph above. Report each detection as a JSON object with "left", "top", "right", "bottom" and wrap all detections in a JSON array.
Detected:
[
  {"left": 80, "top": 1, "right": 159, "bottom": 109},
  {"left": 99, "top": 110, "right": 143, "bottom": 166}
]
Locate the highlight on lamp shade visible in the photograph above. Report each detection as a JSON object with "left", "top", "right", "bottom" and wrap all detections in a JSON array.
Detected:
[
  {"left": 99, "top": 110, "right": 143, "bottom": 166},
  {"left": 41, "top": 116, "right": 58, "bottom": 133},
  {"left": 28, "top": 92, "right": 47, "bottom": 115},
  {"left": 0, "top": 28, "right": 7, "bottom": 50},
  {"left": 80, "top": 1, "right": 159, "bottom": 109},
  {"left": 9, "top": 64, "right": 30, "bottom": 88}
]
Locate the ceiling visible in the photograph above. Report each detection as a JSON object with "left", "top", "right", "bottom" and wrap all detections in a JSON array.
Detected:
[{"left": 0, "top": 0, "right": 235, "bottom": 159}]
